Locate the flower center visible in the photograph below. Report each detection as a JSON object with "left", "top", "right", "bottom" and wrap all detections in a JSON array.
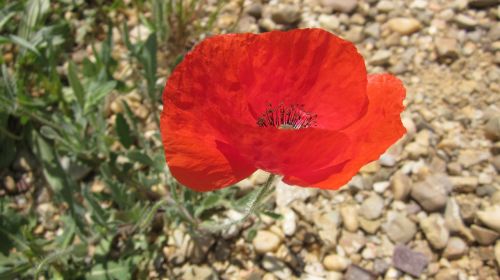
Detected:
[{"left": 256, "top": 103, "right": 317, "bottom": 129}]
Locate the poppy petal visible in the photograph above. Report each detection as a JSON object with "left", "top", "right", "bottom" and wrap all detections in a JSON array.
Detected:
[
  {"left": 284, "top": 73, "right": 406, "bottom": 189},
  {"left": 160, "top": 107, "right": 255, "bottom": 192}
]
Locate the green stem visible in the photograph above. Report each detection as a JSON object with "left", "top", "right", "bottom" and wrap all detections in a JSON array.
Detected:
[{"left": 200, "top": 173, "right": 276, "bottom": 232}]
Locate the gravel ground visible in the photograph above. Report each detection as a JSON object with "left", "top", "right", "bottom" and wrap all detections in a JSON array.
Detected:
[{"left": 167, "top": 0, "right": 500, "bottom": 279}]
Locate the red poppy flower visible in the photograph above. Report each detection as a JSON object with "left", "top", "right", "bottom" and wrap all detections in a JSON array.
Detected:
[{"left": 161, "top": 28, "right": 406, "bottom": 192}]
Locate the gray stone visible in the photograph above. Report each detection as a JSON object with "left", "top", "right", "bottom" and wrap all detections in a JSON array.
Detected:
[
  {"left": 344, "top": 265, "right": 376, "bottom": 280},
  {"left": 261, "top": 255, "right": 292, "bottom": 280},
  {"left": 318, "top": 14, "right": 340, "bottom": 31},
  {"left": 392, "top": 245, "right": 429, "bottom": 277},
  {"left": 320, "top": 0, "right": 357, "bottom": 13},
  {"left": 476, "top": 205, "right": 500, "bottom": 233},
  {"left": 410, "top": 174, "right": 452, "bottom": 211},
  {"left": 454, "top": 14, "right": 478, "bottom": 30},
  {"left": 370, "top": 50, "right": 392, "bottom": 66},
  {"left": 443, "top": 237, "right": 468, "bottom": 260},
  {"left": 364, "top": 23, "right": 380, "bottom": 39},
  {"left": 420, "top": 214, "right": 449, "bottom": 250},
  {"left": 471, "top": 225, "right": 499, "bottom": 245},
  {"left": 245, "top": 3, "right": 262, "bottom": 18},
  {"left": 484, "top": 117, "right": 500, "bottom": 141},
  {"left": 468, "top": 0, "right": 498, "bottom": 8},
  {"left": 360, "top": 194, "right": 384, "bottom": 220},
  {"left": 384, "top": 213, "right": 417, "bottom": 244},
  {"left": 270, "top": 5, "right": 301, "bottom": 25}
]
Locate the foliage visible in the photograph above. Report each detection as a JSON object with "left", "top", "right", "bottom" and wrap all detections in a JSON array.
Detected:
[{"left": 0, "top": 0, "right": 273, "bottom": 278}]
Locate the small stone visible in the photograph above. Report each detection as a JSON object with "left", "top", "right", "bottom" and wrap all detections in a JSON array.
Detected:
[
  {"left": 476, "top": 205, "right": 500, "bottom": 233},
  {"left": 282, "top": 208, "right": 297, "bottom": 236},
  {"left": 270, "top": 4, "right": 301, "bottom": 25},
  {"left": 471, "top": 225, "right": 499, "bottom": 245},
  {"left": 391, "top": 172, "right": 411, "bottom": 201},
  {"left": 376, "top": 0, "right": 395, "bottom": 12},
  {"left": 420, "top": 214, "right": 449, "bottom": 249},
  {"left": 435, "top": 268, "right": 459, "bottom": 280},
  {"left": 387, "top": 18, "right": 421, "bottom": 35},
  {"left": 261, "top": 255, "right": 292, "bottom": 280},
  {"left": 360, "top": 194, "right": 384, "bottom": 220},
  {"left": 318, "top": 14, "right": 340, "bottom": 31},
  {"left": 444, "top": 198, "right": 474, "bottom": 241},
  {"left": 384, "top": 213, "right": 417, "bottom": 244},
  {"left": 245, "top": 3, "right": 262, "bottom": 18},
  {"left": 320, "top": 0, "right": 357, "bottom": 13},
  {"left": 276, "top": 180, "right": 317, "bottom": 208},
  {"left": 340, "top": 203, "right": 359, "bottom": 232},
  {"left": 392, "top": 245, "right": 429, "bottom": 277},
  {"left": 454, "top": 14, "right": 477, "bottom": 30},
  {"left": 253, "top": 230, "right": 281, "bottom": 254},
  {"left": 339, "top": 231, "right": 366, "bottom": 256},
  {"left": 457, "top": 150, "right": 490, "bottom": 168},
  {"left": 344, "top": 25, "right": 364, "bottom": 43},
  {"left": 484, "top": 117, "right": 500, "bottom": 141},
  {"left": 358, "top": 217, "right": 381, "bottom": 234},
  {"left": 323, "top": 254, "right": 351, "bottom": 272},
  {"left": 468, "top": 0, "right": 498, "bottom": 8},
  {"left": 442, "top": 237, "right": 468, "bottom": 260},
  {"left": 2, "top": 176, "right": 16, "bottom": 193},
  {"left": 344, "top": 265, "right": 376, "bottom": 280},
  {"left": 449, "top": 176, "right": 479, "bottom": 193},
  {"left": 435, "top": 37, "right": 459, "bottom": 61},
  {"left": 182, "top": 265, "right": 217, "bottom": 280},
  {"left": 370, "top": 50, "right": 392, "bottom": 66},
  {"left": 364, "top": 23, "right": 380, "bottom": 39},
  {"left": 373, "top": 259, "right": 389, "bottom": 275},
  {"left": 410, "top": 174, "right": 452, "bottom": 212}
]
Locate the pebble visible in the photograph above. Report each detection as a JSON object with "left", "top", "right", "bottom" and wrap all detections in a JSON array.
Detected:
[
  {"left": 182, "top": 265, "right": 216, "bottom": 280},
  {"left": 476, "top": 205, "right": 500, "bottom": 233},
  {"left": 282, "top": 208, "right": 297, "bottom": 236},
  {"left": 344, "top": 265, "right": 376, "bottom": 280},
  {"left": 410, "top": 174, "right": 452, "bottom": 211},
  {"left": 245, "top": 3, "right": 262, "bottom": 18},
  {"left": 392, "top": 245, "right": 429, "bottom": 278},
  {"left": 390, "top": 172, "right": 412, "bottom": 201},
  {"left": 454, "top": 14, "right": 477, "bottom": 30},
  {"left": 387, "top": 18, "right": 421, "bottom": 35},
  {"left": 420, "top": 214, "right": 449, "bottom": 249},
  {"left": 360, "top": 194, "right": 384, "bottom": 220},
  {"left": 340, "top": 203, "right": 359, "bottom": 232},
  {"left": 434, "top": 268, "right": 459, "bottom": 280},
  {"left": 471, "top": 225, "right": 499, "bottom": 245},
  {"left": 376, "top": 0, "right": 396, "bottom": 13},
  {"left": 339, "top": 231, "right": 366, "bottom": 256},
  {"left": 323, "top": 254, "right": 350, "bottom": 272},
  {"left": 444, "top": 198, "right": 474, "bottom": 241},
  {"left": 370, "top": 50, "right": 392, "bottom": 66},
  {"left": 449, "top": 176, "right": 479, "bottom": 193},
  {"left": 358, "top": 217, "right": 381, "bottom": 234},
  {"left": 468, "top": 0, "right": 499, "bottom": 8},
  {"left": 276, "top": 180, "right": 317, "bottom": 208},
  {"left": 457, "top": 150, "right": 490, "bottom": 168},
  {"left": 442, "top": 237, "right": 468, "bottom": 260},
  {"left": 253, "top": 230, "right": 281, "bottom": 254},
  {"left": 384, "top": 213, "right": 417, "bottom": 244},
  {"left": 320, "top": 0, "right": 357, "bottom": 13},
  {"left": 270, "top": 4, "right": 301, "bottom": 25},
  {"left": 484, "top": 117, "right": 500, "bottom": 141},
  {"left": 318, "top": 14, "right": 340, "bottom": 31},
  {"left": 261, "top": 255, "right": 292, "bottom": 280},
  {"left": 435, "top": 37, "right": 459, "bottom": 61}
]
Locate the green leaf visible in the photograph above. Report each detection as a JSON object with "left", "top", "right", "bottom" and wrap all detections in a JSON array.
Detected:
[
  {"left": 67, "top": 61, "right": 85, "bottom": 108},
  {"left": 87, "top": 262, "right": 130, "bottom": 280},
  {"left": 115, "top": 113, "right": 132, "bottom": 148},
  {"left": 9, "top": 35, "right": 40, "bottom": 56},
  {"left": 127, "top": 150, "right": 154, "bottom": 167},
  {"left": 31, "top": 131, "right": 87, "bottom": 234},
  {"left": 262, "top": 211, "right": 283, "bottom": 220},
  {"left": 83, "top": 81, "right": 116, "bottom": 114},
  {"left": 40, "top": 125, "right": 60, "bottom": 140}
]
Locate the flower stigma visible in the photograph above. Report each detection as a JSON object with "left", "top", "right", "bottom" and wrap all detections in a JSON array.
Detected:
[{"left": 256, "top": 103, "right": 317, "bottom": 130}]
